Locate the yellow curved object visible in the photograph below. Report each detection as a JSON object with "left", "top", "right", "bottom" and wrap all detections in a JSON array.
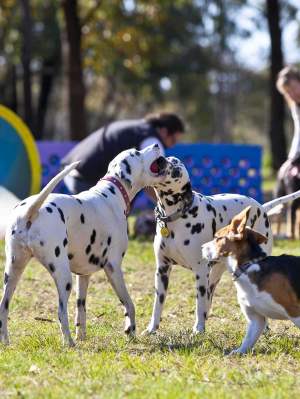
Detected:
[{"left": 0, "top": 105, "right": 41, "bottom": 194}]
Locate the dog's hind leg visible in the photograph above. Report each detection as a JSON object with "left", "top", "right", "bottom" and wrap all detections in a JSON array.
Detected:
[
  {"left": 50, "top": 256, "right": 74, "bottom": 347},
  {"left": 144, "top": 260, "right": 172, "bottom": 334},
  {"left": 75, "top": 274, "right": 90, "bottom": 340},
  {"left": 104, "top": 262, "right": 136, "bottom": 336},
  {"left": 0, "top": 244, "right": 31, "bottom": 344},
  {"left": 36, "top": 247, "right": 74, "bottom": 346}
]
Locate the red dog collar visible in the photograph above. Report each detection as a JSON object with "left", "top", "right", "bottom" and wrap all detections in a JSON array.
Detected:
[{"left": 101, "top": 176, "right": 131, "bottom": 216}]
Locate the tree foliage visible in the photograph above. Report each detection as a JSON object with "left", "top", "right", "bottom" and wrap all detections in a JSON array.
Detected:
[{"left": 0, "top": 0, "right": 299, "bottom": 168}]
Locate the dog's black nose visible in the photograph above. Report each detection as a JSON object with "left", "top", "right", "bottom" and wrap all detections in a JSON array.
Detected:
[
  {"left": 156, "top": 157, "right": 167, "bottom": 168},
  {"left": 171, "top": 167, "right": 181, "bottom": 178},
  {"left": 154, "top": 144, "right": 159, "bottom": 148}
]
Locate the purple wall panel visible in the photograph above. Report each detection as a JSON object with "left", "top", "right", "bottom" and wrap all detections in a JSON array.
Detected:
[{"left": 37, "top": 141, "right": 76, "bottom": 193}]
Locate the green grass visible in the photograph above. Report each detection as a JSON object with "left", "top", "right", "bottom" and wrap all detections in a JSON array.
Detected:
[{"left": 1, "top": 237, "right": 300, "bottom": 398}]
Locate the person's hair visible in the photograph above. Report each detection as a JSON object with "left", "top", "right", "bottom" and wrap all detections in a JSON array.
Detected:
[
  {"left": 145, "top": 112, "right": 185, "bottom": 135},
  {"left": 276, "top": 66, "right": 300, "bottom": 95}
]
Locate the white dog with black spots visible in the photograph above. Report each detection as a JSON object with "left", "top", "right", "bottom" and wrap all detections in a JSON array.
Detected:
[
  {"left": 144, "top": 156, "right": 300, "bottom": 334},
  {"left": 0, "top": 144, "right": 167, "bottom": 346}
]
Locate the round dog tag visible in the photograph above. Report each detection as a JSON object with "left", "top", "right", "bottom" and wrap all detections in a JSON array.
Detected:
[{"left": 160, "top": 226, "right": 170, "bottom": 237}]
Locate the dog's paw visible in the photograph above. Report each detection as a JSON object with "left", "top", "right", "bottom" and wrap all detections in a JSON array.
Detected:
[
  {"left": 227, "top": 348, "right": 245, "bottom": 357},
  {"left": 124, "top": 324, "right": 136, "bottom": 337},
  {"left": 192, "top": 324, "right": 205, "bottom": 335},
  {"left": 141, "top": 327, "right": 157, "bottom": 336},
  {"left": 64, "top": 337, "right": 75, "bottom": 347},
  {"left": 0, "top": 332, "right": 9, "bottom": 345},
  {"left": 76, "top": 332, "right": 86, "bottom": 341},
  {"left": 0, "top": 336, "right": 9, "bottom": 345}
]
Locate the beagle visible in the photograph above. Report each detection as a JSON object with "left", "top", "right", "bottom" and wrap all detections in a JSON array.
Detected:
[{"left": 202, "top": 206, "right": 300, "bottom": 354}]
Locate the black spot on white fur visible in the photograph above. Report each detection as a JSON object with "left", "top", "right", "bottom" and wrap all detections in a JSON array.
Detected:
[
  {"left": 49, "top": 263, "right": 55, "bottom": 273},
  {"left": 66, "top": 282, "right": 71, "bottom": 291},
  {"left": 122, "top": 159, "right": 131, "bottom": 175},
  {"left": 55, "top": 246, "right": 60, "bottom": 257},
  {"left": 212, "top": 219, "right": 216, "bottom": 236},
  {"left": 57, "top": 208, "right": 65, "bottom": 223},
  {"left": 109, "top": 186, "right": 116, "bottom": 195},
  {"left": 85, "top": 245, "right": 91, "bottom": 255},
  {"left": 90, "top": 230, "right": 96, "bottom": 244}
]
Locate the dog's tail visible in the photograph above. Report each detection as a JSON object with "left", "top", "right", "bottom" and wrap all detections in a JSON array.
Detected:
[
  {"left": 24, "top": 161, "right": 80, "bottom": 222},
  {"left": 263, "top": 189, "right": 300, "bottom": 214}
]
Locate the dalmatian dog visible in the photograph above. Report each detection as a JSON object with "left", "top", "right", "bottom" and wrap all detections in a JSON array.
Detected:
[
  {"left": 0, "top": 144, "right": 167, "bottom": 346},
  {"left": 144, "top": 156, "right": 300, "bottom": 335}
]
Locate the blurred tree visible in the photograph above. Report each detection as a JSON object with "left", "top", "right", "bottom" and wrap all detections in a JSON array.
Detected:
[
  {"left": 266, "top": 0, "right": 286, "bottom": 171},
  {"left": 34, "top": 0, "right": 62, "bottom": 139},
  {"left": 62, "top": 0, "right": 87, "bottom": 140},
  {"left": 0, "top": 0, "right": 19, "bottom": 112},
  {"left": 0, "top": 0, "right": 299, "bottom": 150},
  {"left": 0, "top": 0, "right": 62, "bottom": 138},
  {"left": 20, "top": 0, "right": 34, "bottom": 133}
]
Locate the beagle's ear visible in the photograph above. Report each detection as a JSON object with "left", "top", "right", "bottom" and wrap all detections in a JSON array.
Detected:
[
  {"left": 245, "top": 227, "right": 268, "bottom": 245},
  {"left": 230, "top": 206, "right": 252, "bottom": 236}
]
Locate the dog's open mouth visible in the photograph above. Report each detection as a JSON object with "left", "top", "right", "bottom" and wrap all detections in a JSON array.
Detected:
[{"left": 150, "top": 156, "right": 167, "bottom": 175}]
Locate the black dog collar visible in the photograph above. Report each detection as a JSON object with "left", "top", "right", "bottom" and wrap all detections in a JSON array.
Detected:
[
  {"left": 232, "top": 255, "right": 267, "bottom": 280},
  {"left": 154, "top": 193, "right": 195, "bottom": 224}
]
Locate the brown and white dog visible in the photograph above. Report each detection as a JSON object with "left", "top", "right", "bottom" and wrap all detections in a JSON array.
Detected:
[{"left": 202, "top": 206, "right": 300, "bottom": 355}]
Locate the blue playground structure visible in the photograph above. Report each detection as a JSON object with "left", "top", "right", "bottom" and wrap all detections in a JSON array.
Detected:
[
  {"left": 0, "top": 105, "right": 40, "bottom": 199},
  {"left": 36, "top": 141, "right": 263, "bottom": 209},
  {"left": 0, "top": 105, "right": 262, "bottom": 206},
  {"left": 134, "top": 142, "right": 262, "bottom": 209}
]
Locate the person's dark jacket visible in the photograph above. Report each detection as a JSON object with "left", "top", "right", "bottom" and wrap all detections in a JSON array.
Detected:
[{"left": 61, "top": 119, "right": 164, "bottom": 185}]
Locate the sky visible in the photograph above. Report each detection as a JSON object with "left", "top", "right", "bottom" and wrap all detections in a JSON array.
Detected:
[
  {"left": 233, "top": 0, "right": 300, "bottom": 71},
  {"left": 123, "top": 0, "right": 299, "bottom": 71}
]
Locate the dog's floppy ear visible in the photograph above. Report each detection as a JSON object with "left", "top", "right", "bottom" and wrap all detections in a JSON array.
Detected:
[
  {"left": 229, "top": 206, "right": 252, "bottom": 239},
  {"left": 245, "top": 227, "right": 268, "bottom": 245}
]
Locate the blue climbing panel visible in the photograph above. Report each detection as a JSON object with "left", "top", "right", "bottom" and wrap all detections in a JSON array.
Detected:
[
  {"left": 36, "top": 141, "right": 263, "bottom": 208},
  {"left": 134, "top": 142, "right": 262, "bottom": 209}
]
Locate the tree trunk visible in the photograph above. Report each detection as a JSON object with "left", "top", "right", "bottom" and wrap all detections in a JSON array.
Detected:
[
  {"left": 20, "top": 0, "right": 34, "bottom": 134},
  {"left": 266, "top": 0, "right": 286, "bottom": 171},
  {"left": 35, "top": 58, "right": 58, "bottom": 139},
  {"left": 7, "top": 65, "right": 18, "bottom": 113},
  {"left": 61, "top": 0, "right": 87, "bottom": 140}
]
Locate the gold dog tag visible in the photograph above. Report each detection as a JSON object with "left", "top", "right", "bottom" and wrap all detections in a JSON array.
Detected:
[{"left": 161, "top": 226, "right": 170, "bottom": 237}]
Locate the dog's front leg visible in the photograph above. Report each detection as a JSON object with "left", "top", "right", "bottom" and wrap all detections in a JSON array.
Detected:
[
  {"left": 206, "top": 261, "right": 226, "bottom": 316},
  {"left": 75, "top": 275, "right": 90, "bottom": 340},
  {"left": 104, "top": 262, "right": 136, "bottom": 336},
  {"left": 0, "top": 247, "right": 30, "bottom": 344},
  {"left": 193, "top": 264, "right": 209, "bottom": 333},
  {"left": 144, "top": 261, "right": 172, "bottom": 334},
  {"left": 230, "top": 310, "right": 266, "bottom": 355}
]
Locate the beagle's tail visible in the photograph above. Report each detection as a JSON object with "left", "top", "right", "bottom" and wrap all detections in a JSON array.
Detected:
[
  {"left": 25, "top": 161, "right": 80, "bottom": 222},
  {"left": 263, "top": 189, "right": 300, "bottom": 214}
]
